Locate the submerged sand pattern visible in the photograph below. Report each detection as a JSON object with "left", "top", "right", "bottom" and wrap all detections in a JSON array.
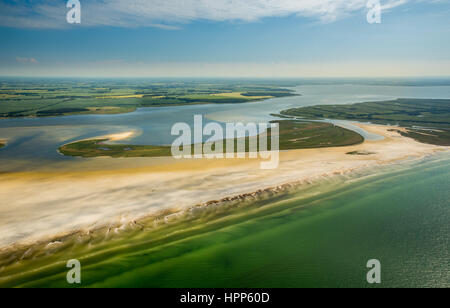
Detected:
[{"left": 0, "top": 124, "right": 447, "bottom": 250}]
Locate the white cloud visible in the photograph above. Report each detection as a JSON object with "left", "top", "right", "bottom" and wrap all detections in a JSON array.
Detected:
[
  {"left": 381, "top": 0, "right": 408, "bottom": 10},
  {"left": 0, "top": 0, "right": 415, "bottom": 29},
  {"left": 16, "top": 57, "right": 39, "bottom": 64}
]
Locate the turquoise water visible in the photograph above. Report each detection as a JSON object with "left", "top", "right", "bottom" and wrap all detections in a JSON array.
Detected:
[{"left": 8, "top": 154, "right": 448, "bottom": 288}]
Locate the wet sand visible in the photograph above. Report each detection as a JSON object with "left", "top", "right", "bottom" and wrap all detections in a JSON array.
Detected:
[{"left": 0, "top": 124, "right": 447, "bottom": 251}]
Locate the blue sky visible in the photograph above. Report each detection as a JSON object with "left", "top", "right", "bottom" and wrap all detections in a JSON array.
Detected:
[{"left": 0, "top": 0, "right": 449, "bottom": 77}]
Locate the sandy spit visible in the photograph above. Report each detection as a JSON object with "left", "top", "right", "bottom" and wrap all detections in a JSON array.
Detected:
[{"left": 0, "top": 124, "right": 447, "bottom": 252}]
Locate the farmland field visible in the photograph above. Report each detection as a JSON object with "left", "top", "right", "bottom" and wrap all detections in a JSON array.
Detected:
[{"left": 0, "top": 79, "right": 298, "bottom": 118}]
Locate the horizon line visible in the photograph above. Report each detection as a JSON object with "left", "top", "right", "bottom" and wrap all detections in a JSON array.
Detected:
[{"left": 1, "top": 75, "right": 450, "bottom": 80}]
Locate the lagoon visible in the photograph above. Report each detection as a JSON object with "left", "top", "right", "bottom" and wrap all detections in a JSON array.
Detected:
[
  {"left": 1, "top": 83, "right": 450, "bottom": 172},
  {"left": 0, "top": 81, "right": 449, "bottom": 288}
]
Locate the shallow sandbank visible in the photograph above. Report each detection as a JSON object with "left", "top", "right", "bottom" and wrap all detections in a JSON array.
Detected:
[{"left": 0, "top": 124, "right": 447, "bottom": 252}]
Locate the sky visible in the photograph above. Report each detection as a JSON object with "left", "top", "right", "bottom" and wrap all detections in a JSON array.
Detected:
[{"left": 0, "top": 0, "right": 449, "bottom": 78}]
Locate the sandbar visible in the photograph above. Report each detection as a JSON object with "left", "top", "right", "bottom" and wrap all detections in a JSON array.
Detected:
[{"left": 0, "top": 124, "right": 447, "bottom": 253}]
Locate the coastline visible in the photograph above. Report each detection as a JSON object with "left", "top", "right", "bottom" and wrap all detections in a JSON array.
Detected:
[
  {"left": 0, "top": 91, "right": 299, "bottom": 120},
  {"left": 2, "top": 154, "right": 449, "bottom": 287},
  {"left": 0, "top": 124, "right": 448, "bottom": 258}
]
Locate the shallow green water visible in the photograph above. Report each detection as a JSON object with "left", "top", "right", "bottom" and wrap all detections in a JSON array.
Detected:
[{"left": 3, "top": 154, "right": 449, "bottom": 288}]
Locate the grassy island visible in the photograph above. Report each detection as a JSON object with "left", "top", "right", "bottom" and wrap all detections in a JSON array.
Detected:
[
  {"left": 281, "top": 99, "right": 450, "bottom": 146},
  {"left": 59, "top": 121, "right": 364, "bottom": 158}
]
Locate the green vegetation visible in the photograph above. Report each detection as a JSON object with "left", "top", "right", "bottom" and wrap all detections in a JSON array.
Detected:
[
  {"left": 0, "top": 80, "right": 298, "bottom": 118},
  {"left": 59, "top": 140, "right": 173, "bottom": 158},
  {"left": 390, "top": 128, "right": 450, "bottom": 146},
  {"left": 275, "top": 120, "right": 364, "bottom": 149},
  {"left": 0, "top": 142, "right": 5, "bottom": 149},
  {"left": 281, "top": 99, "right": 450, "bottom": 146},
  {"left": 346, "top": 151, "right": 376, "bottom": 156},
  {"left": 59, "top": 121, "right": 363, "bottom": 158}
]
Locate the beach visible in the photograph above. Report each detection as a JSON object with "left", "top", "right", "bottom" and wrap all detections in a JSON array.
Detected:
[
  {"left": 0, "top": 124, "right": 447, "bottom": 253},
  {"left": 2, "top": 1, "right": 450, "bottom": 289}
]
